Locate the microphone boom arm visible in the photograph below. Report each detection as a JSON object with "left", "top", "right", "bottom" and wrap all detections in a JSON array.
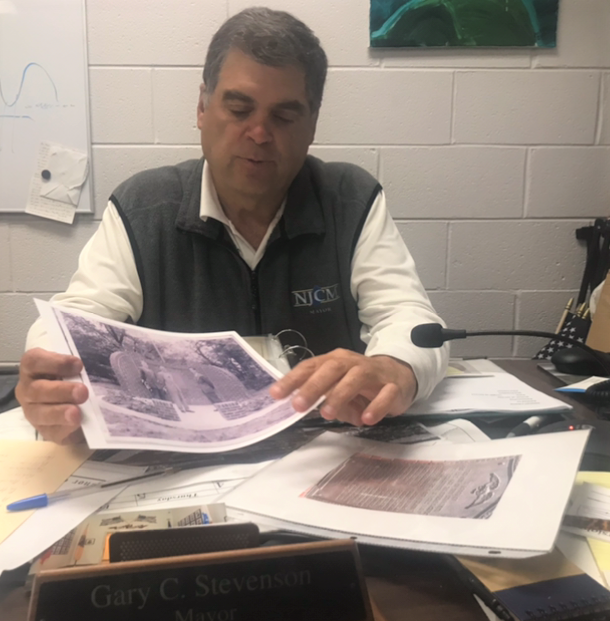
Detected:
[{"left": 462, "top": 329, "right": 610, "bottom": 377}]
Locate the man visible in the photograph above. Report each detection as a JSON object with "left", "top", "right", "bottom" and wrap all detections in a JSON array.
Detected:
[{"left": 16, "top": 8, "right": 448, "bottom": 444}]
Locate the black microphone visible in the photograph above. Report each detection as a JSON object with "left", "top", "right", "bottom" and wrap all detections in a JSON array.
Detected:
[{"left": 410, "top": 323, "right": 610, "bottom": 377}]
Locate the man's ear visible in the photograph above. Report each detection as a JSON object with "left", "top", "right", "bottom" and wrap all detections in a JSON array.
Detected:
[
  {"left": 307, "top": 111, "right": 319, "bottom": 145},
  {"left": 197, "top": 83, "right": 206, "bottom": 129}
]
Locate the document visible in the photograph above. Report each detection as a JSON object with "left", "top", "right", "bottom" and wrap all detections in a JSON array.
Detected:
[
  {"left": 0, "top": 460, "right": 145, "bottom": 573},
  {"left": 560, "top": 472, "right": 610, "bottom": 587},
  {"left": 96, "top": 461, "right": 273, "bottom": 514},
  {"left": 408, "top": 372, "right": 573, "bottom": 417},
  {"left": 222, "top": 430, "right": 588, "bottom": 558},
  {"left": 563, "top": 482, "right": 610, "bottom": 543},
  {"left": 29, "top": 502, "right": 226, "bottom": 572},
  {"left": 0, "top": 439, "right": 91, "bottom": 545},
  {"left": 36, "top": 300, "right": 315, "bottom": 453}
]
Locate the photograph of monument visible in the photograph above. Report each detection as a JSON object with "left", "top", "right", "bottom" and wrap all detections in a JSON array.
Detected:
[{"left": 43, "top": 303, "right": 306, "bottom": 452}]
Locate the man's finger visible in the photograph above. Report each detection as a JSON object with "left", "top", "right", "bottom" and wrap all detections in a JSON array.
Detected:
[
  {"left": 289, "top": 359, "right": 349, "bottom": 412},
  {"left": 269, "top": 358, "right": 321, "bottom": 399},
  {"left": 60, "top": 428, "right": 86, "bottom": 446},
  {"left": 27, "top": 379, "right": 88, "bottom": 405},
  {"left": 21, "top": 349, "right": 83, "bottom": 379},
  {"left": 319, "top": 367, "right": 372, "bottom": 420},
  {"left": 361, "top": 383, "right": 402, "bottom": 426},
  {"left": 25, "top": 403, "right": 82, "bottom": 428},
  {"left": 333, "top": 396, "right": 370, "bottom": 427},
  {"left": 37, "top": 422, "right": 82, "bottom": 444}
]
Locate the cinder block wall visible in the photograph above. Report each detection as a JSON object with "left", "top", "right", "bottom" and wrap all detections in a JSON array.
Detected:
[{"left": 1, "top": 0, "right": 609, "bottom": 362}]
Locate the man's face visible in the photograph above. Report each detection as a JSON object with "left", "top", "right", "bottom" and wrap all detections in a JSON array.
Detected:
[{"left": 197, "top": 48, "right": 317, "bottom": 203}]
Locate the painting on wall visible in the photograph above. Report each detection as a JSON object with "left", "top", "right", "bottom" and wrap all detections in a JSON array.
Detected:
[{"left": 370, "top": 0, "right": 560, "bottom": 48}]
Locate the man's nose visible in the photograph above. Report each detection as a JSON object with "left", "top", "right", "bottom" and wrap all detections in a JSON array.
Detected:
[{"left": 246, "top": 116, "right": 273, "bottom": 145}]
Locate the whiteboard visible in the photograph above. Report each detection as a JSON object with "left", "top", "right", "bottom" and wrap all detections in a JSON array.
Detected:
[{"left": 0, "top": 0, "right": 92, "bottom": 213}]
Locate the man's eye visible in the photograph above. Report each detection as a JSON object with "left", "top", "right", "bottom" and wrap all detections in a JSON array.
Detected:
[
  {"left": 230, "top": 109, "right": 250, "bottom": 118},
  {"left": 274, "top": 114, "right": 295, "bottom": 124}
]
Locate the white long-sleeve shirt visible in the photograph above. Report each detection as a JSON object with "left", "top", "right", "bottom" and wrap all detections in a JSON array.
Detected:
[{"left": 27, "top": 162, "right": 448, "bottom": 400}]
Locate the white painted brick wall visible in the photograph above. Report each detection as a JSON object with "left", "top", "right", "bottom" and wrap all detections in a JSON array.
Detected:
[
  {"left": 602, "top": 74, "right": 610, "bottom": 144},
  {"left": 526, "top": 148, "right": 610, "bottom": 217},
  {"left": 316, "top": 70, "right": 453, "bottom": 145},
  {"left": 395, "top": 222, "right": 448, "bottom": 291},
  {"left": 1, "top": 0, "right": 609, "bottom": 363},
  {"left": 449, "top": 220, "right": 591, "bottom": 291},
  {"left": 454, "top": 71, "right": 600, "bottom": 145},
  {"left": 153, "top": 69, "right": 202, "bottom": 145},
  {"left": 89, "top": 68, "right": 154, "bottom": 144},
  {"left": 0, "top": 224, "right": 10, "bottom": 292},
  {"left": 87, "top": 0, "right": 227, "bottom": 66},
  {"left": 92, "top": 146, "right": 203, "bottom": 217},
  {"left": 516, "top": 290, "right": 580, "bottom": 357},
  {"left": 10, "top": 218, "right": 101, "bottom": 291},
  {"left": 381, "top": 147, "right": 526, "bottom": 219},
  {"left": 428, "top": 291, "right": 516, "bottom": 358}
]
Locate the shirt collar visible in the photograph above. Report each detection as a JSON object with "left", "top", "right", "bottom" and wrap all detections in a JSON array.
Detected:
[
  {"left": 199, "top": 161, "right": 231, "bottom": 225},
  {"left": 176, "top": 156, "right": 325, "bottom": 240}
]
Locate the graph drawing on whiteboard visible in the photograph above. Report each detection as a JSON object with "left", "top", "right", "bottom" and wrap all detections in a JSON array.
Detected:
[{"left": 0, "top": 0, "right": 91, "bottom": 213}]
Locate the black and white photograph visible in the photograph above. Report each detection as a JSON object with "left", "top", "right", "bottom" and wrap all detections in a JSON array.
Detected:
[{"left": 37, "top": 300, "right": 309, "bottom": 453}]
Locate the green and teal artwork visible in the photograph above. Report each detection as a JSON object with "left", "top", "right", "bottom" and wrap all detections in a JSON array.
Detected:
[{"left": 370, "top": 0, "right": 560, "bottom": 48}]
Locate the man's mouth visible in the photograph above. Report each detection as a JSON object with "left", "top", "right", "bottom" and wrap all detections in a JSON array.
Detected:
[{"left": 241, "top": 156, "right": 269, "bottom": 165}]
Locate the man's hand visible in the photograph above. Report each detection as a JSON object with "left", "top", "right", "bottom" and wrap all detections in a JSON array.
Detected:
[
  {"left": 15, "top": 348, "right": 88, "bottom": 444},
  {"left": 269, "top": 349, "right": 418, "bottom": 426}
]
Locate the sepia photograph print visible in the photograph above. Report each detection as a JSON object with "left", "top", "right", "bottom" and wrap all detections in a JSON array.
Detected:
[
  {"left": 305, "top": 453, "right": 520, "bottom": 519},
  {"left": 35, "top": 300, "right": 310, "bottom": 453}
]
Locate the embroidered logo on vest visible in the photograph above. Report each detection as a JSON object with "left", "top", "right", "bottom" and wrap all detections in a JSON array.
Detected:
[{"left": 292, "top": 284, "right": 340, "bottom": 308}]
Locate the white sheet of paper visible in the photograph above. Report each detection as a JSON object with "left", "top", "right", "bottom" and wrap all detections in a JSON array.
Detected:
[
  {"left": 38, "top": 144, "right": 88, "bottom": 206},
  {"left": 0, "top": 460, "right": 145, "bottom": 573},
  {"left": 0, "top": 407, "right": 37, "bottom": 441},
  {"left": 35, "top": 300, "right": 316, "bottom": 453},
  {"left": 555, "top": 531, "right": 607, "bottom": 587},
  {"left": 556, "top": 376, "right": 608, "bottom": 393},
  {"left": 222, "top": 430, "right": 588, "bottom": 558},
  {"left": 563, "top": 483, "right": 610, "bottom": 543},
  {"left": 97, "top": 461, "right": 273, "bottom": 514},
  {"left": 427, "top": 419, "right": 490, "bottom": 444},
  {"left": 408, "top": 372, "right": 573, "bottom": 417},
  {"left": 25, "top": 142, "right": 87, "bottom": 223}
]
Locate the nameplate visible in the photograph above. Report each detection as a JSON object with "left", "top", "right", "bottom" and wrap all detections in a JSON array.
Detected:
[{"left": 28, "top": 539, "right": 374, "bottom": 621}]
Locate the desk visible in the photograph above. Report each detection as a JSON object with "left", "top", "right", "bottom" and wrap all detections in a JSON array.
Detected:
[{"left": 0, "top": 359, "right": 600, "bottom": 621}]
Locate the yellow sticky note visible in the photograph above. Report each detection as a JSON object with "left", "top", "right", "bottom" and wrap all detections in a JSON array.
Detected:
[
  {"left": 574, "top": 472, "right": 610, "bottom": 586},
  {"left": 576, "top": 472, "right": 610, "bottom": 488}
]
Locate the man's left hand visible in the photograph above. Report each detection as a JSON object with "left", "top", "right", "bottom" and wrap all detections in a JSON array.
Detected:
[{"left": 269, "top": 349, "right": 418, "bottom": 426}]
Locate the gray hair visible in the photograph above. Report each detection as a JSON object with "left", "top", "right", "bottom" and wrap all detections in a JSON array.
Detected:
[{"left": 203, "top": 7, "right": 328, "bottom": 114}]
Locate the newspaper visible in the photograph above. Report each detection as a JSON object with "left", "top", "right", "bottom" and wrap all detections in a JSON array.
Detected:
[{"left": 35, "top": 300, "right": 314, "bottom": 453}]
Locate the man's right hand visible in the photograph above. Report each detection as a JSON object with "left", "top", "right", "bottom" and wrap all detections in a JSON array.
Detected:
[{"left": 15, "top": 348, "right": 88, "bottom": 444}]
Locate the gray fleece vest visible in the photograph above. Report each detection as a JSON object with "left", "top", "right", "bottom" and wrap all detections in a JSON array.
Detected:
[{"left": 110, "top": 155, "right": 381, "bottom": 356}]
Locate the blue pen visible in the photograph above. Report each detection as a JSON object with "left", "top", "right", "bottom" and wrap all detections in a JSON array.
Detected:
[{"left": 7, "top": 468, "right": 178, "bottom": 512}]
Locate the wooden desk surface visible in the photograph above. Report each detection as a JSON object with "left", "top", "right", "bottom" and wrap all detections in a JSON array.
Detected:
[{"left": 0, "top": 359, "right": 599, "bottom": 621}]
